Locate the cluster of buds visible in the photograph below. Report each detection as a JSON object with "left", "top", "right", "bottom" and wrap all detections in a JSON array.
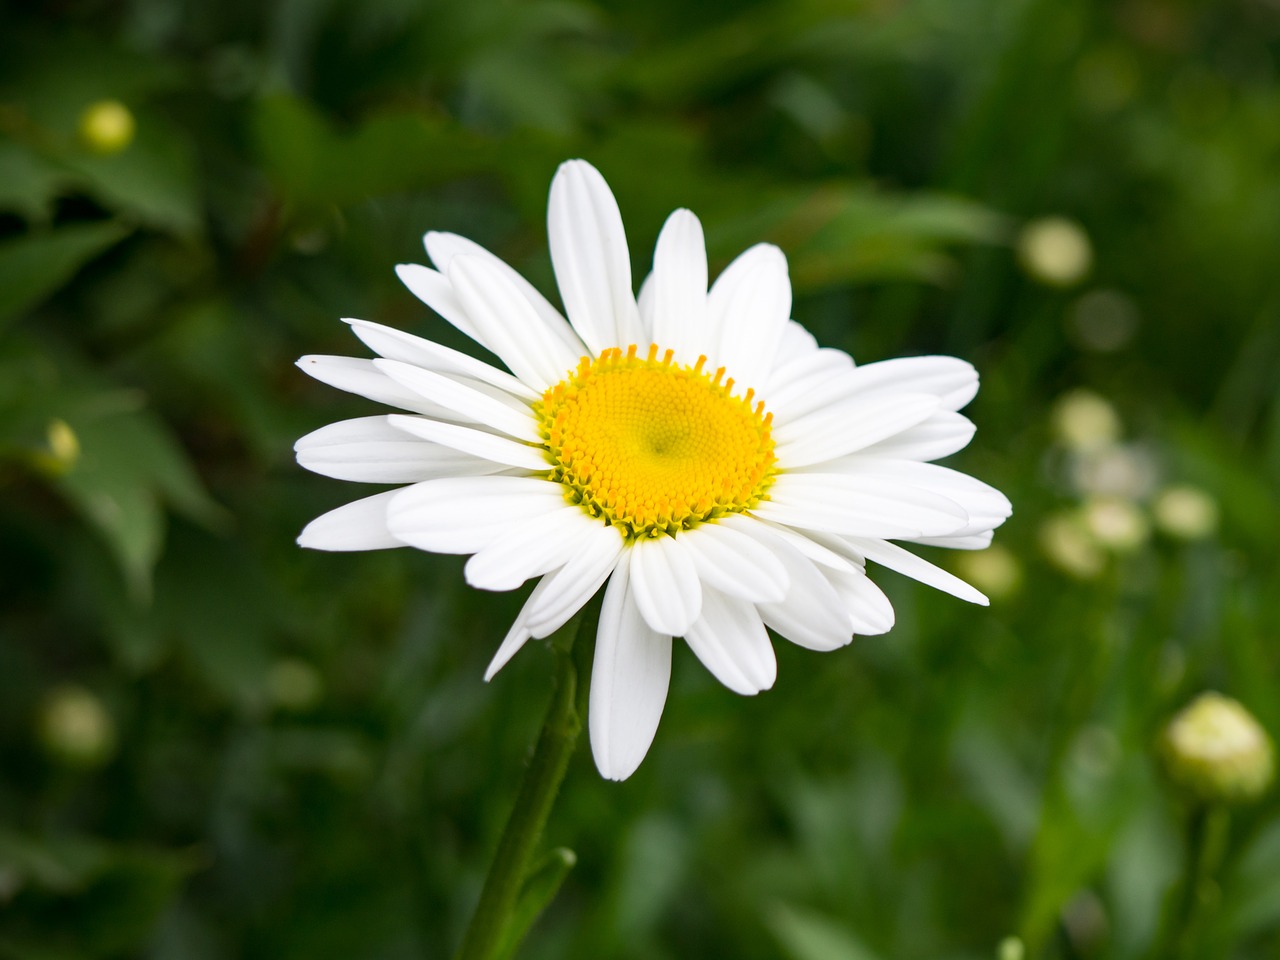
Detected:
[{"left": 1039, "top": 390, "right": 1219, "bottom": 579}]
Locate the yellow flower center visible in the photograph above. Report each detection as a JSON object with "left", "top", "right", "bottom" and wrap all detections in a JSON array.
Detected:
[{"left": 536, "top": 344, "right": 777, "bottom": 540}]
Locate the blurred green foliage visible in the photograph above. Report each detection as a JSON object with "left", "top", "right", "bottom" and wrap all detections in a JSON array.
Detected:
[{"left": 2, "top": 0, "right": 1280, "bottom": 958}]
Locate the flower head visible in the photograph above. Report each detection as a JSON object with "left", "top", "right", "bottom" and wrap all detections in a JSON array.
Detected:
[{"left": 295, "top": 160, "right": 1011, "bottom": 780}]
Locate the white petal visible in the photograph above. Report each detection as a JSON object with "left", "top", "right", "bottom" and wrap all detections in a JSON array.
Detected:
[
  {"left": 757, "top": 473, "right": 970, "bottom": 539},
  {"left": 840, "top": 356, "right": 978, "bottom": 412},
  {"left": 298, "top": 490, "right": 405, "bottom": 552},
  {"left": 907, "top": 531, "right": 995, "bottom": 550},
  {"left": 649, "top": 208, "right": 708, "bottom": 363},
  {"left": 394, "top": 263, "right": 486, "bottom": 347},
  {"left": 297, "top": 355, "right": 456, "bottom": 418},
  {"left": 707, "top": 243, "right": 791, "bottom": 394},
  {"left": 590, "top": 553, "right": 672, "bottom": 781},
  {"left": 765, "top": 348, "right": 856, "bottom": 417},
  {"left": 387, "top": 476, "right": 566, "bottom": 554},
  {"left": 829, "top": 459, "right": 1011, "bottom": 535},
  {"left": 844, "top": 537, "right": 989, "bottom": 605},
  {"left": 681, "top": 520, "right": 789, "bottom": 603},
  {"left": 628, "top": 534, "right": 703, "bottom": 636},
  {"left": 736, "top": 514, "right": 860, "bottom": 572},
  {"left": 374, "top": 359, "right": 540, "bottom": 441},
  {"left": 637, "top": 271, "right": 656, "bottom": 334},
  {"left": 464, "top": 506, "right": 599, "bottom": 591},
  {"left": 728, "top": 520, "right": 851, "bottom": 651},
  {"left": 296, "top": 416, "right": 509, "bottom": 483},
  {"left": 773, "top": 393, "right": 940, "bottom": 467},
  {"left": 856, "top": 411, "right": 976, "bottom": 462},
  {"left": 548, "top": 159, "right": 643, "bottom": 354},
  {"left": 684, "top": 586, "right": 776, "bottom": 695},
  {"left": 448, "top": 255, "right": 582, "bottom": 390},
  {"left": 483, "top": 598, "right": 538, "bottom": 681},
  {"left": 525, "top": 523, "right": 626, "bottom": 637},
  {"left": 387, "top": 415, "right": 549, "bottom": 472},
  {"left": 422, "top": 231, "right": 586, "bottom": 358},
  {"left": 822, "top": 565, "right": 895, "bottom": 635},
  {"left": 345, "top": 318, "right": 538, "bottom": 400},
  {"left": 775, "top": 320, "right": 821, "bottom": 366}
]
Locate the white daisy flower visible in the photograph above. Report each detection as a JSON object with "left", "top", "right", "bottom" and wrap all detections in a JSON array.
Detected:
[{"left": 295, "top": 160, "right": 1011, "bottom": 781}]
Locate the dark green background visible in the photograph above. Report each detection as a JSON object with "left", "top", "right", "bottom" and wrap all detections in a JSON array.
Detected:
[{"left": 2, "top": 0, "right": 1279, "bottom": 957}]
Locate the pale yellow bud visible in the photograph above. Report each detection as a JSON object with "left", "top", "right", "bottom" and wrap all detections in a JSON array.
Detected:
[
  {"left": 1081, "top": 497, "right": 1149, "bottom": 553},
  {"left": 1052, "top": 389, "right": 1121, "bottom": 451},
  {"left": 1017, "top": 217, "right": 1092, "bottom": 287},
  {"left": 1153, "top": 485, "right": 1219, "bottom": 541},
  {"left": 78, "top": 99, "right": 136, "bottom": 155},
  {"left": 1039, "top": 513, "right": 1105, "bottom": 579},
  {"left": 1162, "top": 692, "right": 1275, "bottom": 804},
  {"left": 954, "top": 543, "right": 1021, "bottom": 600},
  {"left": 37, "top": 685, "right": 117, "bottom": 768}
]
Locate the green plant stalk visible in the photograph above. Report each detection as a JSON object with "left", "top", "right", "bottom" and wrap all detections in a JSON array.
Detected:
[
  {"left": 454, "top": 605, "right": 597, "bottom": 960},
  {"left": 1153, "top": 802, "right": 1230, "bottom": 960}
]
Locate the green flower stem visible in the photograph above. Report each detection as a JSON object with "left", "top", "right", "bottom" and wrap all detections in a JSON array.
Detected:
[
  {"left": 454, "top": 604, "right": 598, "bottom": 960},
  {"left": 1154, "top": 802, "right": 1230, "bottom": 959}
]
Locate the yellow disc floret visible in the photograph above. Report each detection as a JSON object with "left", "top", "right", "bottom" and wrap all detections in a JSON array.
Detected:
[{"left": 537, "top": 344, "right": 777, "bottom": 539}]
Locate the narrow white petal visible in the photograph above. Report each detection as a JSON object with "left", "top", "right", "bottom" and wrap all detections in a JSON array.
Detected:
[
  {"left": 525, "top": 523, "right": 625, "bottom": 637},
  {"left": 773, "top": 393, "right": 941, "bottom": 467},
  {"left": 387, "top": 415, "right": 549, "bottom": 472},
  {"left": 637, "top": 271, "right": 656, "bottom": 336},
  {"left": 387, "top": 476, "right": 566, "bottom": 554},
  {"left": 856, "top": 411, "right": 976, "bottom": 462},
  {"left": 907, "top": 531, "right": 995, "bottom": 550},
  {"left": 548, "top": 160, "right": 643, "bottom": 354},
  {"left": 649, "top": 208, "right": 708, "bottom": 363},
  {"left": 422, "top": 231, "right": 586, "bottom": 358},
  {"left": 297, "top": 356, "right": 456, "bottom": 418},
  {"left": 734, "top": 514, "right": 860, "bottom": 571},
  {"left": 682, "top": 520, "right": 789, "bottom": 603},
  {"left": 845, "top": 536, "right": 989, "bottom": 605},
  {"left": 839, "top": 356, "right": 979, "bottom": 412},
  {"left": 775, "top": 320, "right": 821, "bottom": 366},
  {"left": 448, "top": 255, "right": 582, "bottom": 390},
  {"left": 758, "top": 473, "right": 970, "bottom": 539},
  {"left": 707, "top": 243, "right": 791, "bottom": 393},
  {"left": 374, "top": 359, "right": 540, "bottom": 441},
  {"left": 823, "top": 565, "right": 896, "bottom": 635},
  {"left": 628, "top": 534, "right": 703, "bottom": 636},
  {"left": 296, "top": 416, "right": 509, "bottom": 483},
  {"left": 830, "top": 459, "right": 1012, "bottom": 535},
  {"left": 590, "top": 553, "right": 672, "bottom": 781},
  {"left": 464, "top": 507, "right": 599, "bottom": 591},
  {"left": 685, "top": 586, "right": 776, "bottom": 695},
  {"left": 298, "top": 490, "right": 404, "bottom": 552},
  {"left": 765, "top": 348, "right": 856, "bottom": 417},
  {"left": 345, "top": 318, "right": 538, "bottom": 400},
  {"left": 484, "top": 602, "right": 537, "bottom": 681},
  {"left": 727, "top": 520, "right": 852, "bottom": 651},
  {"left": 394, "top": 263, "right": 487, "bottom": 347}
]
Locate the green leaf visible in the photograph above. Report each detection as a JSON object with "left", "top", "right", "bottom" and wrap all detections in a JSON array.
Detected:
[
  {"left": 767, "top": 903, "right": 884, "bottom": 960},
  {"left": 53, "top": 396, "right": 226, "bottom": 603},
  {"left": 0, "top": 221, "right": 131, "bottom": 329}
]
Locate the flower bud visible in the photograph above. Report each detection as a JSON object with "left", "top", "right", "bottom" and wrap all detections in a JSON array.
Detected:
[
  {"left": 1161, "top": 692, "right": 1275, "bottom": 804},
  {"left": 1081, "top": 496, "right": 1149, "bottom": 553},
  {"left": 1017, "top": 217, "right": 1092, "bottom": 287},
  {"left": 37, "top": 685, "right": 117, "bottom": 768},
  {"left": 1153, "top": 485, "right": 1218, "bottom": 541},
  {"left": 1039, "top": 513, "right": 1105, "bottom": 579},
  {"left": 954, "top": 543, "right": 1022, "bottom": 600},
  {"left": 78, "top": 99, "right": 136, "bottom": 155},
  {"left": 1052, "top": 390, "right": 1121, "bottom": 452}
]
